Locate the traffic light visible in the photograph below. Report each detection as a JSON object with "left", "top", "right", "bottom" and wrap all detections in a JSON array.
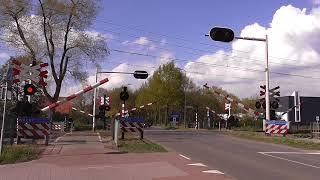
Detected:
[
  {"left": 12, "top": 100, "right": 42, "bottom": 117},
  {"left": 133, "top": 71, "right": 149, "bottom": 79},
  {"left": 100, "top": 95, "right": 111, "bottom": 112},
  {"left": 24, "top": 84, "right": 37, "bottom": 95},
  {"left": 271, "top": 100, "right": 279, "bottom": 109},
  {"left": 98, "top": 105, "right": 106, "bottom": 118},
  {"left": 209, "top": 27, "right": 235, "bottom": 42},
  {"left": 255, "top": 101, "right": 261, "bottom": 109},
  {"left": 270, "top": 110, "right": 276, "bottom": 120},
  {"left": 120, "top": 86, "right": 129, "bottom": 101}
]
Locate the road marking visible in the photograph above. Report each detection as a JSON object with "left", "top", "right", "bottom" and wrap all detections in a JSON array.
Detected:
[
  {"left": 54, "top": 133, "right": 69, "bottom": 143},
  {"left": 258, "top": 152, "right": 320, "bottom": 169},
  {"left": 97, "top": 132, "right": 102, "bottom": 142},
  {"left": 80, "top": 165, "right": 114, "bottom": 170},
  {"left": 258, "top": 151, "right": 320, "bottom": 155},
  {"left": 202, "top": 170, "right": 224, "bottom": 174},
  {"left": 187, "top": 163, "right": 207, "bottom": 167},
  {"left": 179, "top": 154, "right": 191, "bottom": 160}
]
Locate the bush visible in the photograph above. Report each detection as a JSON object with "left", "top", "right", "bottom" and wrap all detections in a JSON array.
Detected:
[
  {"left": 237, "top": 115, "right": 263, "bottom": 132},
  {"left": 74, "top": 122, "right": 92, "bottom": 131},
  {"left": 0, "top": 145, "right": 41, "bottom": 164}
]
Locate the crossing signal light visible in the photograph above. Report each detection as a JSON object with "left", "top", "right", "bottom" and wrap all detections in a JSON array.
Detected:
[
  {"left": 271, "top": 101, "right": 279, "bottom": 109},
  {"left": 270, "top": 110, "right": 276, "bottom": 120},
  {"left": 255, "top": 101, "right": 261, "bottom": 109},
  {"left": 98, "top": 105, "right": 106, "bottom": 118},
  {"left": 13, "top": 101, "right": 40, "bottom": 117},
  {"left": 24, "top": 84, "right": 36, "bottom": 95},
  {"left": 260, "top": 85, "right": 266, "bottom": 90},
  {"left": 209, "top": 27, "right": 235, "bottom": 42},
  {"left": 120, "top": 86, "right": 129, "bottom": 101}
]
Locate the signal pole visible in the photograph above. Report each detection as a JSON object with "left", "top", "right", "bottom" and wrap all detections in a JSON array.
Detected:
[
  {"left": 207, "top": 27, "right": 270, "bottom": 131},
  {"left": 0, "top": 82, "right": 7, "bottom": 155}
]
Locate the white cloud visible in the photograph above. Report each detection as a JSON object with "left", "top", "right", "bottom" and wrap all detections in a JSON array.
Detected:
[
  {"left": 85, "top": 30, "right": 113, "bottom": 42},
  {"left": 0, "top": 52, "right": 10, "bottom": 65},
  {"left": 93, "top": 63, "right": 151, "bottom": 91},
  {"left": 156, "top": 51, "right": 175, "bottom": 65},
  {"left": 133, "top": 36, "right": 150, "bottom": 46},
  {"left": 62, "top": 5, "right": 320, "bottom": 99},
  {"left": 185, "top": 5, "right": 320, "bottom": 98},
  {"left": 313, "top": 0, "right": 320, "bottom": 5},
  {"left": 0, "top": 52, "right": 9, "bottom": 59},
  {"left": 121, "top": 40, "right": 130, "bottom": 45},
  {"left": 122, "top": 36, "right": 158, "bottom": 51},
  {"left": 160, "top": 38, "right": 167, "bottom": 46}
]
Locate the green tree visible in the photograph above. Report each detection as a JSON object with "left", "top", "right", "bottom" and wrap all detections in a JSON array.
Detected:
[{"left": 135, "top": 62, "right": 189, "bottom": 125}]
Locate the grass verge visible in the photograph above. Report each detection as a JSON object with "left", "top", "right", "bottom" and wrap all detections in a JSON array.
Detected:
[
  {"left": 0, "top": 145, "right": 41, "bottom": 165},
  {"left": 226, "top": 131, "right": 320, "bottom": 150},
  {"left": 118, "top": 137, "right": 167, "bottom": 153}
]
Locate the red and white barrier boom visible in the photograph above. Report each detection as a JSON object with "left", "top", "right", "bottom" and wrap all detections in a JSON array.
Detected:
[
  {"left": 116, "top": 102, "right": 155, "bottom": 116},
  {"left": 208, "top": 87, "right": 260, "bottom": 117},
  {"left": 41, "top": 78, "right": 109, "bottom": 112},
  {"left": 72, "top": 107, "right": 93, "bottom": 117}
]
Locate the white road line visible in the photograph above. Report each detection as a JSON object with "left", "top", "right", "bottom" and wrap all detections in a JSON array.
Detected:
[
  {"left": 179, "top": 154, "right": 191, "bottom": 160},
  {"left": 258, "top": 151, "right": 320, "bottom": 155},
  {"left": 202, "top": 170, "right": 224, "bottom": 174},
  {"left": 54, "top": 133, "right": 69, "bottom": 143},
  {"left": 80, "top": 165, "right": 114, "bottom": 170},
  {"left": 97, "top": 132, "right": 102, "bottom": 142},
  {"left": 258, "top": 152, "right": 320, "bottom": 169},
  {"left": 187, "top": 163, "right": 207, "bottom": 167}
]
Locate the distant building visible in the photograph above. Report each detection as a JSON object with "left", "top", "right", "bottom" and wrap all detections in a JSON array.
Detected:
[{"left": 277, "top": 93, "right": 320, "bottom": 125}]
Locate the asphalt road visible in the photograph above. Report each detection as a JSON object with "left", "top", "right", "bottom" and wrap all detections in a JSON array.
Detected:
[{"left": 146, "top": 128, "right": 320, "bottom": 180}]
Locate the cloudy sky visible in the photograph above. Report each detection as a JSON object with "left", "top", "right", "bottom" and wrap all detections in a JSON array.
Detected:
[{"left": 1, "top": 0, "right": 320, "bottom": 99}]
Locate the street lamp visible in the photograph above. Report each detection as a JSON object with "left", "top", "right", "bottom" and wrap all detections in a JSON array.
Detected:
[
  {"left": 206, "top": 27, "right": 270, "bottom": 131},
  {"left": 92, "top": 70, "right": 148, "bottom": 132}
]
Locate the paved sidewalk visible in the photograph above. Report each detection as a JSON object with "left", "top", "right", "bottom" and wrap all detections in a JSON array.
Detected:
[{"left": 0, "top": 131, "right": 230, "bottom": 180}]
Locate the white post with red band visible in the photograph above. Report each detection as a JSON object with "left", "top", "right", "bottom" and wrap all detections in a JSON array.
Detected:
[{"left": 41, "top": 78, "right": 109, "bottom": 112}]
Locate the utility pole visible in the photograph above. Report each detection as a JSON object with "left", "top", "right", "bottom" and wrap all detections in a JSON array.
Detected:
[
  {"left": 0, "top": 82, "right": 8, "bottom": 155},
  {"left": 92, "top": 68, "right": 98, "bottom": 132},
  {"left": 207, "top": 108, "right": 210, "bottom": 129}
]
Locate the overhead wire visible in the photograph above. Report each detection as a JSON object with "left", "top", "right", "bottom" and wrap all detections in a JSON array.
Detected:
[
  {"left": 106, "top": 59, "right": 320, "bottom": 89},
  {"left": 1, "top": 4, "right": 320, "bottom": 77},
  {"left": 110, "top": 49, "right": 320, "bottom": 80},
  {"left": 13, "top": 2, "right": 313, "bottom": 64}
]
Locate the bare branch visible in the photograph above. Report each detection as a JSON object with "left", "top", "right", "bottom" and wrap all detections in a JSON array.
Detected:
[
  {"left": 43, "top": 86, "right": 54, "bottom": 102},
  {"left": 39, "top": 0, "right": 58, "bottom": 83},
  {"left": 61, "top": 56, "right": 69, "bottom": 81},
  {"left": 13, "top": 15, "right": 37, "bottom": 62},
  {"left": 59, "top": 9, "right": 73, "bottom": 79}
]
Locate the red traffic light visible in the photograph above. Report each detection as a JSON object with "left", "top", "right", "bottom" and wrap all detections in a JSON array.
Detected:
[
  {"left": 24, "top": 84, "right": 37, "bottom": 95},
  {"left": 27, "top": 87, "right": 34, "bottom": 93}
]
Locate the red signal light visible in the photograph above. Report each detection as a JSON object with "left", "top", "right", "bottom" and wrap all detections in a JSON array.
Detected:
[
  {"left": 24, "top": 84, "right": 37, "bottom": 95},
  {"left": 27, "top": 87, "right": 34, "bottom": 93}
]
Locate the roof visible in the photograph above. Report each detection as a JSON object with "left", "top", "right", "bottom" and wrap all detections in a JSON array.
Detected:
[{"left": 40, "top": 97, "right": 72, "bottom": 115}]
